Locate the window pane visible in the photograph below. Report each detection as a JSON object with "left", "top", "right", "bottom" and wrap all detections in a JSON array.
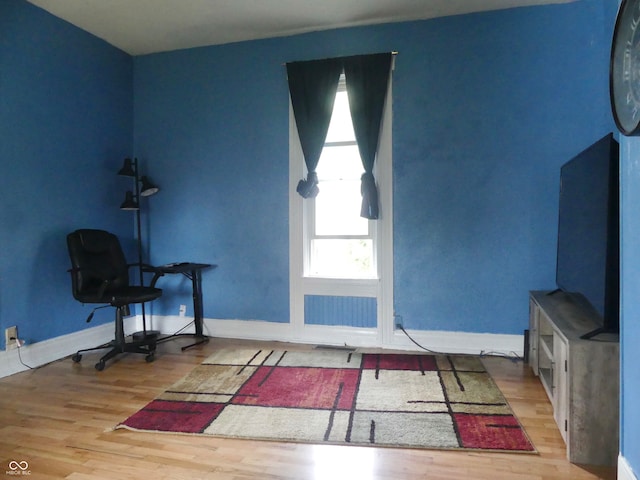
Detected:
[
  {"left": 325, "top": 90, "right": 355, "bottom": 143},
  {"left": 317, "top": 145, "right": 363, "bottom": 181},
  {"left": 304, "top": 77, "right": 377, "bottom": 280},
  {"left": 310, "top": 239, "right": 374, "bottom": 278},
  {"left": 315, "top": 180, "right": 367, "bottom": 235},
  {"left": 316, "top": 144, "right": 367, "bottom": 235}
]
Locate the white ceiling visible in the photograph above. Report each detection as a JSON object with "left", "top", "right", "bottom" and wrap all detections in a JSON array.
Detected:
[{"left": 26, "top": 0, "right": 575, "bottom": 56}]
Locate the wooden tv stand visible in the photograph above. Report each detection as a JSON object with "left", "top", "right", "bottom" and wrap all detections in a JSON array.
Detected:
[{"left": 528, "top": 290, "right": 619, "bottom": 466}]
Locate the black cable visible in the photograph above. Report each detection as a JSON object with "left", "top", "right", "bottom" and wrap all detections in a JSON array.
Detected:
[
  {"left": 396, "top": 324, "right": 522, "bottom": 362},
  {"left": 9, "top": 338, "right": 35, "bottom": 370},
  {"left": 17, "top": 347, "right": 34, "bottom": 369},
  {"left": 479, "top": 350, "right": 523, "bottom": 362},
  {"left": 397, "top": 324, "right": 447, "bottom": 355},
  {"left": 155, "top": 318, "right": 206, "bottom": 344}
]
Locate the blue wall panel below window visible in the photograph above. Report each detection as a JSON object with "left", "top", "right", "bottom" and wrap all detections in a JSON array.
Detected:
[{"left": 304, "top": 295, "right": 377, "bottom": 327}]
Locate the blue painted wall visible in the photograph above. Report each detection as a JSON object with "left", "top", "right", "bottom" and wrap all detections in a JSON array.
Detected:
[
  {"left": 0, "top": 0, "right": 134, "bottom": 347},
  {"left": 134, "top": 1, "right": 615, "bottom": 335},
  {"left": 133, "top": 41, "right": 290, "bottom": 322},
  {"left": 392, "top": 4, "right": 616, "bottom": 333}
]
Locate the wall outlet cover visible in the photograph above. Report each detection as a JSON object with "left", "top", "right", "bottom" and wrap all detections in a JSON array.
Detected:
[{"left": 5, "top": 326, "right": 18, "bottom": 350}]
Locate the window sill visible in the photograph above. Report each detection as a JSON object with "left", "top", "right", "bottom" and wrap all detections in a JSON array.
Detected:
[{"left": 301, "top": 276, "right": 379, "bottom": 297}]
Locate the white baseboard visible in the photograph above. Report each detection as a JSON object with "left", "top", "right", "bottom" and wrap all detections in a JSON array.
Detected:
[
  {"left": 0, "top": 315, "right": 524, "bottom": 379},
  {"left": 191, "top": 317, "right": 523, "bottom": 356},
  {"left": 619, "top": 455, "right": 637, "bottom": 480},
  {"left": 88, "top": 315, "right": 527, "bottom": 356},
  {"left": 389, "top": 328, "right": 524, "bottom": 356},
  {"left": 0, "top": 320, "right": 124, "bottom": 379}
]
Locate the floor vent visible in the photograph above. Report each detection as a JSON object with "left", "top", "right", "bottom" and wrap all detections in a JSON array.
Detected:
[{"left": 314, "top": 344, "right": 356, "bottom": 352}]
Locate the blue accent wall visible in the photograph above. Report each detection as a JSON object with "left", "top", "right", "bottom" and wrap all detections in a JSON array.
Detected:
[
  {"left": 392, "top": 4, "right": 616, "bottom": 334},
  {"left": 0, "top": 0, "right": 134, "bottom": 347},
  {"left": 134, "top": 1, "right": 615, "bottom": 334},
  {"left": 133, "top": 41, "right": 290, "bottom": 322}
]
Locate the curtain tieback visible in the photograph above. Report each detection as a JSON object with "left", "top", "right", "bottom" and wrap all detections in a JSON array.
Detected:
[
  {"left": 360, "top": 172, "right": 379, "bottom": 219},
  {"left": 297, "top": 172, "right": 319, "bottom": 198},
  {"left": 361, "top": 172, "right": 376, "bottom": 195}
]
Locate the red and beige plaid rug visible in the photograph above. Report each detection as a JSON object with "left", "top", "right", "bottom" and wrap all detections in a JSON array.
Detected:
[{"left": 115, "top": 348, "right": 535, "bottom": 453}]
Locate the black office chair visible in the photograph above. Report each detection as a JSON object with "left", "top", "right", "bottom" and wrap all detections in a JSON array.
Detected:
[{"left": 66, "top": 229, "right": 162, "bottom": 371}]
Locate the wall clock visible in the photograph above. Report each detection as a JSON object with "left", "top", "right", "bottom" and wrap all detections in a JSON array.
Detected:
[{"left": 611, "top": 0, "right": 640, "bottom": 136}]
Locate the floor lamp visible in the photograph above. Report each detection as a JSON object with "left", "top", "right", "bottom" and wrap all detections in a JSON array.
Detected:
[{"left": 118, "top": 157, "right": 160, "bottom": 339}]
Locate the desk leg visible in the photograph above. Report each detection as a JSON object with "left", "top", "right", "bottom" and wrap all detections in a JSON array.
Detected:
[{"left": 181, "top": 268, "right": 209, "bottom": 351}]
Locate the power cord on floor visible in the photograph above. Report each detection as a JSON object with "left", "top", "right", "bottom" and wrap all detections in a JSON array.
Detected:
[
  {"left": 17, "top": 347, "right": 35, "bottom": 369},
  {"left": 479, "top": 350, "right": 523, "bottom": 363},
  {"left": 395, "top": 323, "right": 522, "bottom": 362},
  {"left": 396, "top": 324, "right": 448, "bottom": 355},
  {"left": 170, "top": 319, "right": 197, "bottom": 336},
  {"left": 9, "top": 337, "right": 35, "bottom": 370},
  {"left": 156, "top": 318, "right": 209, "bottom": 344}
]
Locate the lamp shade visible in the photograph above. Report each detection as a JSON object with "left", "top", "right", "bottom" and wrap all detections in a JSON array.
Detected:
[
  {"left": 117, "top": 158, "right": 136, "bottom": 177},
  {"left": 119, "top": 191, "right": 139, "bottom": 210},
  {"left": 140, "top": 176, "right": 159, "bottom": 197}
]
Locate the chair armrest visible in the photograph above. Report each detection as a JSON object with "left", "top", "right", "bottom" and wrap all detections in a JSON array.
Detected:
[
  {"left": 67, "top": 266, "right": 115, "bottom": 298},
  {"left": 67, "top": 266, "right": 115, "bottom": 280},
  {"left": 129, "top": 262, "right": 162, "bottom": 272}
]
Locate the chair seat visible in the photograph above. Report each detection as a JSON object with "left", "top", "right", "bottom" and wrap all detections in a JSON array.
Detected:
[{"left": 107, "top": 286, "right": 162, "bottom": 307}]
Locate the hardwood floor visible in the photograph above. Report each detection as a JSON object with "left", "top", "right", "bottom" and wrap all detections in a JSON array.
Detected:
[{"left": 0, "top": 336, "right": 617, "bottom": 479}]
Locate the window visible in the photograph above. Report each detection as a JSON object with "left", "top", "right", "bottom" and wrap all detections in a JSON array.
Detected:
[
  {"left": 305, "top": 78, "right": 376, "bottom": 279},
  {"left": 288, "top": 57, "right": 394, "bottom": 342}
]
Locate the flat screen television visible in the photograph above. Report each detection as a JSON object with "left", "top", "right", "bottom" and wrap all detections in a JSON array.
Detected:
[{"left": 555, "top": 133, "right": 620, "bottom": 339}]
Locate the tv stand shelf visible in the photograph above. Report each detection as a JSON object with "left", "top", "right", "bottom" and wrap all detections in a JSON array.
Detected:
[{"left": 528, "top": 290, "right": 619, "bottom": 466}]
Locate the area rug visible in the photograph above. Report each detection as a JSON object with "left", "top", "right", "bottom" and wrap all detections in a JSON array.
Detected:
[{"left": 115, "top": 348, "right": 535, "bottom": 453}]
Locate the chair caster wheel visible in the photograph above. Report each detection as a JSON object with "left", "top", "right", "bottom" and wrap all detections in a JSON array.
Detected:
[
  {"left": 72, "top": 353, "right": 82, "bottom": 363},
  {"left": 145, "top": 353, "right": 155, "bottom": 363},
  {"left": 95, "top": 360, "right": 105, "bottom": 371}
]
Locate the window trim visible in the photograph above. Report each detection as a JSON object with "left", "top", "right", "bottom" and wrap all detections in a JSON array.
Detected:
[
  {"left": 289, "top": 70, "right": 394, "bottom": 346},
  {"left": 304, "top": 77, "right": 376, "bottom": 279}
]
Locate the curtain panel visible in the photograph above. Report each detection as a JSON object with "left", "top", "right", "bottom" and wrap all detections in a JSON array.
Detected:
[
  {"left": 286, "top": 52, "right": 393, "bottom": 218},
  {"left": 286, "top": 58, "right": 342, "bottom": 198}
]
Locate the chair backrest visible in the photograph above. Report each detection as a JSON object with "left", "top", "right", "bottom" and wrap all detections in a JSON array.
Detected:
[{"left": 67, "top": 229, "right": 130, "bottom": 303}]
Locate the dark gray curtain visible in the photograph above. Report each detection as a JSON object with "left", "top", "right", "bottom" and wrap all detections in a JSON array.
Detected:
[
  {"left": 286, "top": 53, "right": 393, "bottom": 215},
  {"left": 286, "top": 58, "right": 342, "bottom": 198},
  {"left": 344, "top": 53, "right": 393, "bottom": 219}
]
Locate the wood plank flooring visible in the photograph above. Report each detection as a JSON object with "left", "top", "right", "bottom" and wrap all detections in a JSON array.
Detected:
[{"left": 0, "top": 337, "right": 617, "bottom": 479}]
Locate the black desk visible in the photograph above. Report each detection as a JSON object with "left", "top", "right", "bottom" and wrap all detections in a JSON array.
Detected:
[{"left": 147, "top": 262, "right": 215, "bottom": 350}]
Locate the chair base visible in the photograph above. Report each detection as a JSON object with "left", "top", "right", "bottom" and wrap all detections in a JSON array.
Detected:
[
  {"left": 132, "top": 330, "right": 161, "bottom": 341},
  {"left": 71, "top": 305, "right": 157, "bottom": 371},
  {"left": 72, "top": 337, "right": 157, "bottom": 371}
]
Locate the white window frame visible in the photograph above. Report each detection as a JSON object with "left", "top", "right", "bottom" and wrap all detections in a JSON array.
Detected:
[
  {"left": 304, "top": 78, "right": 377, "bottom": 280},
  {"left": 289, "top": 69, "right": 394, "bottom": 346}
]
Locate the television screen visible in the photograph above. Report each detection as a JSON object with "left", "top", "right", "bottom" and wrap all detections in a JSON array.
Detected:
[{"left": 556, "top": 133, "right": 619, "bottom": 338}]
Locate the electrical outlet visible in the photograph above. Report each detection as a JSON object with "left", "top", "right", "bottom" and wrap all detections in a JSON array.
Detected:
[
  {"left": 5, "top": 326, "right": 18, "bottom": 350},
  {"left": 179, "top": 304, "right": 187, "bottom": 317}
]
